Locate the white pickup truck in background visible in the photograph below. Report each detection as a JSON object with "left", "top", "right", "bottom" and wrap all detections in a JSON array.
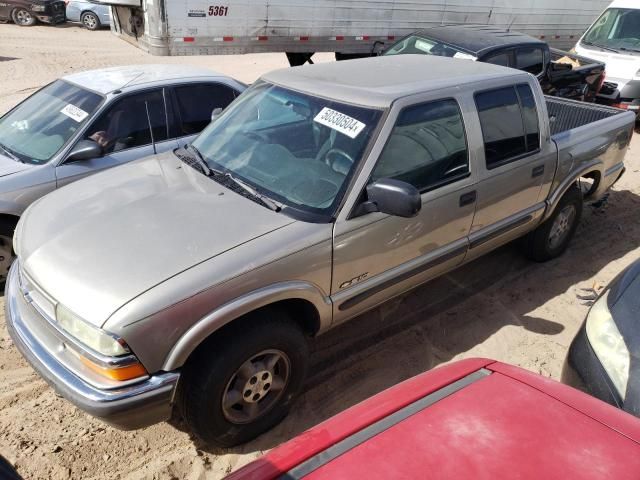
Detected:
[{"left": 98, "top": 0, "right": 611, "bottom": 64}]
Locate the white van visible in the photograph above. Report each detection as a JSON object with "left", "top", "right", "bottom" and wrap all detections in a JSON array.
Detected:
[{"left": 575, "top": 0, "right": 640, "bottom": 113}]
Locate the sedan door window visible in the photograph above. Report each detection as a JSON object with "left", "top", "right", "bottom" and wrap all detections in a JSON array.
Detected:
[
  {"left": 84, "top": 89, "right": 168, "bottom": 154},
  {"left": 173, "top": 83, "right": 238, "bottom": 136}
]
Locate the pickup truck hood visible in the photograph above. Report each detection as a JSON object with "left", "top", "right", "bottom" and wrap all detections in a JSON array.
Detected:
[
  {"left": 19, "top": 152, "right": 295, "bottom": 327},
  {"left": 575, "top": 46, "right": 640, "bottom": 81},
  {"left": 0, "top": 153, "right": 31, "bottom": 177}
]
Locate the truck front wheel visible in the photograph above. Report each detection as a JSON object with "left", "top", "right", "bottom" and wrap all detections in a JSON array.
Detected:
[
  {"left": 179, "top": 309, "right": 309, "bottom": 447},
  {"left": 522, "top": 184, "right": 583, "bottom": 262}
]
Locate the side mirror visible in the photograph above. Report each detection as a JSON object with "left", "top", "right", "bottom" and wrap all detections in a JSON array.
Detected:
[
  {"left": 360, "top": 178, "right": 421, "bottom": 218},
  {"left": 211, "top": 107, "right": 223, "bottom": 121},
  {"left": 66, "top": 140, "right": 102, "bottom": 163}
]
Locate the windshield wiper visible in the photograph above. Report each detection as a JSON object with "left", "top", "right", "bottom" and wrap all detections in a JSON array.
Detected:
[
  {"left": 620, "top": 46, "right": 640, "bottom": 53},
  {"left": 220, "top": 173, "right": 283, "bottom": 212},
  {"left": 582, "top": 41, "right": 620, "bottom": 53},
  {"left": 177, "top": 145, "right": 282, "bottom": 212},
  {"left": 182, "top": 143, "right": 212, "bottom": 176},
  {"left": 0, "top": 143, "right": 23, "bottom": 163}
]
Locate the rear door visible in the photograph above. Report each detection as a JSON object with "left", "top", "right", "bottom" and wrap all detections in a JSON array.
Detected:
[
  {"left": 170, "top": 82, "right": 239, "bottom": 148},
  {"left": 331, "top": 93, "right": 478, "bottom": 323},
  {"left": 56, "top": 88, "right": 177, "bottom": 187},
  {"left": 464, "top": 81, "right": 556, "bottom": 261}
]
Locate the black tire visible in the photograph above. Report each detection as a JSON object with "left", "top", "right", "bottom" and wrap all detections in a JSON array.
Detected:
[
  {"left": 0, "top": 218, "right": 17, "bottom": 282},
  {"left": 81, "top": 11, "right": 100, "bottom": 31},
  {"left": 11, "top": 8, "right": 36, "bottom": 26},
  {"left": 522, "top": 184, "right": 583, "bottom": 262},
  {"left": 179, "top": 309, "right": 309, "bottom": 447}
]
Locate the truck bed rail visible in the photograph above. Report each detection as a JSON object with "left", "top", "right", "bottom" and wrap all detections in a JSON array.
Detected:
[{"left": 546, "top": 97, "right": 625, "bottom": 137}]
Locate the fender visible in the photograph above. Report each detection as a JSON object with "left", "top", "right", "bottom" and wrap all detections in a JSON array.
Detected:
[
  {"left": 543, "top": 159, "right": 603, "bottom": 222},
  {"left": 162, "top": 281, "right": 333, "bottom": 371}
]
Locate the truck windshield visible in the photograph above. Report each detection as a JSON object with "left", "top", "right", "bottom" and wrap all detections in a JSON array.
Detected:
[
  {"left": 583, "top": 8, "right": 640, "bottom": 52},
  {"left": 0, "top": 80, "right": 103, "bottom": 165},
  {"left": 192, "top": 82, "right": 382, "bottom": 219},
  {"left": 383, "top": 35, "right": 476, "bottom": 60}
]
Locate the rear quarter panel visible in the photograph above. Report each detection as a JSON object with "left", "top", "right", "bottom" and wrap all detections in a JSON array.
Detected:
[{"left": 550, "top": 110, "right": 634, "bottom": 208}]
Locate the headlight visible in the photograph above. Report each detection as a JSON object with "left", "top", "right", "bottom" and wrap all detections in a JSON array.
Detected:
[
  {"left": 31, "top": 5, "right": 46, "bottom": 11},
  {"left": 585, "top": 290, "right": 630, "bottom": 400},
  {"left": 56, "top": 304, "right": 128, "bottom": 357}
]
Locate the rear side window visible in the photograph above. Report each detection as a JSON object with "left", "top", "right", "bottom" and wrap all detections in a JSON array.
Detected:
[
  {"left": 516, "top": 48, "right": 545, "bottom": 75},
  {"left": 174, "top": 83, "right": 237, "bottom": 136},
  {"left": 371, "top": 99, "right": 469, "bottom": 192},
  {"left": 475, "top": 84, "right": 540, "bottom": 168}
]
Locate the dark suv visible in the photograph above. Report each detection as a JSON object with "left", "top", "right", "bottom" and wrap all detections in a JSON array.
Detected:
[{"left": 0, "top": 0, "right": 65, "bottom": 26}]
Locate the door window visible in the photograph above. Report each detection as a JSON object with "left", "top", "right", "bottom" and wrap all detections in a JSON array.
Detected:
[
  {"left": 485, "top": 52, "right": 511, "bottom": 67},
  {"left": 173, "top": 83, "right": 237, "bottom": 136},
  {"left": 475, "top": 84, "right": 540, "bottom": 169},
  {"left": 84, "top": 89, "right": 168, "bottom": 154},
  {"left": 371, "top": 99, "right": 469, "bottom": 192},
  {"left": 515, "top": 48, "right": 545, "bottom": 75}
]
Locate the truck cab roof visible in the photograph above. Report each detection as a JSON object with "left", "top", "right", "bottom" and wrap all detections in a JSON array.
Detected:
[
  {"left": 262, "top": 55, "right": 526, "bottom": 108},
  {"left": 411, "top": 24, "right": 547, "bottom": 57},
  {"left": 62, "top": 64, "right": 226, "bottom": 95}
]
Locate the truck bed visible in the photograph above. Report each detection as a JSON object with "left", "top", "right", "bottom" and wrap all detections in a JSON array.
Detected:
[{"left": 545, "top": 97, "right": 626, "bottom": 137}]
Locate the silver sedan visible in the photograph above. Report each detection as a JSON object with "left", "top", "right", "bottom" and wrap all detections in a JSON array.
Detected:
[{"left": 0, "top": 64, "right": 245, "bottom": 279}]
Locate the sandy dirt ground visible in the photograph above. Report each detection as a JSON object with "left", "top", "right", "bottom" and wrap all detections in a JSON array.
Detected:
[{"left": 1, "top": 24, "right": 640, "bottom": 480}]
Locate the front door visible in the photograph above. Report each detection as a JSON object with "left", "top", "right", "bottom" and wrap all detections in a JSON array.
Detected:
[
  {"left": 56, "top": 88, "right": 177, "bottom": 187},
  {"left": 331, "top": 97, "right": 478, "bottom": 324}
]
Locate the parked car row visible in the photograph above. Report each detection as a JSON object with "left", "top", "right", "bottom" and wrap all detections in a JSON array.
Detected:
[
  {"left": 0, "top": 0, "right": 109, "bottom": 30},
  {"left": 3, "top": 53, "right": 636, "bottom": 459}
]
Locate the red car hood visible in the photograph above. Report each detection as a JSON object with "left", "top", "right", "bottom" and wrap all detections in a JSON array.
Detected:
[{"left": 229, "top": 359, "right": 640, "bottom": 480}]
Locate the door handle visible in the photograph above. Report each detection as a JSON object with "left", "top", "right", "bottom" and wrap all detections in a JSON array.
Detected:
[
  {"left": 459, "top": 190, "right": 476, "bottom": 207},
  {"left": 532, "top": 165, "right": 545, "bottom": 178}
]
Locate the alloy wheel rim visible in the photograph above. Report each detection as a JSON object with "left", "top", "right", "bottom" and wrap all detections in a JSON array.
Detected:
[
  {"left": 16, "top": 10, "right": 32, "bottom": 24},
  {"left": 83, "top": 15, "right": 96, "bottom": 28},
  {"left": 222, "top": 349, "right": 291, "bottom": 424},
  {"left": 548, "top": 205, "right": 576, "bottom": 250}
]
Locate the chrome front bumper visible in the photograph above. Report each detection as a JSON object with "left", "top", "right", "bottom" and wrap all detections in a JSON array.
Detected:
[{"left": 5, "top": 262, "right": 180, "bottom": 430}]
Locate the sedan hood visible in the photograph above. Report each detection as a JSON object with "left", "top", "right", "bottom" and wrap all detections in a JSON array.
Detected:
[
  {"left": 19, "top": 152, "right": 294, "bottom": 327},
  {"left": 0, "top": 153, "right": 31, "bottom": 177}
]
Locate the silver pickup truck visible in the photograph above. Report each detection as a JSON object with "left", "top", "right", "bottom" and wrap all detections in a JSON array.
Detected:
[{"left": 6, "top": 55, "right": 635, "bottom": 447}]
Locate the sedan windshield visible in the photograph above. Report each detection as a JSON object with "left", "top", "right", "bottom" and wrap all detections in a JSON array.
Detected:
[
  {"left": 384, "top": 35, "right": 476, "bottom": 60},
  {"left": 583, "top": 8, "right": 640, "bottom": 52},
  {"left": 192, "top": 82, "right": 382, "bottom": 218},
  {"left": 0, "top": 80, "right": 103, "bottom": 165}
]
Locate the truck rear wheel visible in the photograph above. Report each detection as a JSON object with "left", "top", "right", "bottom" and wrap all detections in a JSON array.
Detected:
[
  {"left": 179, "top": 309, "right": 309, "bottom": 447},
  {"left": 522, "top": 184, "right": 582, "bottom": 262}
]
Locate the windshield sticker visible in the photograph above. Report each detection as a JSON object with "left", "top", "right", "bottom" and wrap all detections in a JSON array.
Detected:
[
  {"left": 60, "top": 104, "right": 89, "bottom": 123},
  {"left": 453, "top": 52, "right": 476, "bottom": 61},
  {"left": 314, "top": 108, "right": 366, "bottom": 139}
]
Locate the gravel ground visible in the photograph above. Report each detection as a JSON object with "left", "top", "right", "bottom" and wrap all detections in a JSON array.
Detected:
[{"left": 1, "top": 23, "right": 639, "bottom": 480}]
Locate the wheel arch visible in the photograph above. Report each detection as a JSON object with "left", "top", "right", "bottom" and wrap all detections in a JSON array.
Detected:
[
  {"left": 543, "top": 160, "right": 601, "bottom": 222},
  {"left": 162, "top": 282, "right": 331, "bottom": 371}
]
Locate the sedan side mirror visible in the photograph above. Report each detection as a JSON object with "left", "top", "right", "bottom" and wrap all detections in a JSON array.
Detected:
[
  {"left": 357, "top": 178, "right": 421, "bottom": 218},
  {"left": 66, "top": 140, "right": 102, "bottom": 163},
  {"left": 211, "top": 107, "right": 223, "bottom": 121}
]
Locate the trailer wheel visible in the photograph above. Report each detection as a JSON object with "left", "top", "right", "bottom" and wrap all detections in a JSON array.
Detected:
[
  {"left": 179, "top": 308, "right": 309, "bottom": 447},
  {"left": 522, "top": 184, "right": 583, "bottom": 262},
  {"left": 12, "top": 8, "right": 36, "bottom": 26}
]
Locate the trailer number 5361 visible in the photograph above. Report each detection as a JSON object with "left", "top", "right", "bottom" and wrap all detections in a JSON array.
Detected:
[{"left": 208, "top": 5, "right": 229, "bottom": 16}]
